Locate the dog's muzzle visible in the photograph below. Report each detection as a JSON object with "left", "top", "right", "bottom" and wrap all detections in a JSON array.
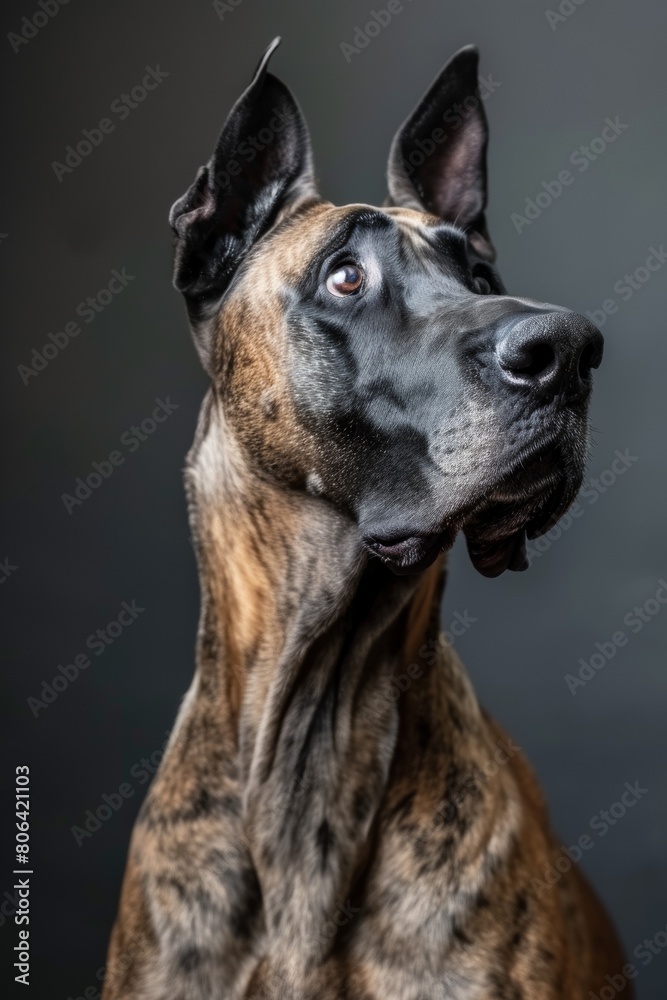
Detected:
[{"left": 364, "top": 307, "right": 603, "bottom": 578}]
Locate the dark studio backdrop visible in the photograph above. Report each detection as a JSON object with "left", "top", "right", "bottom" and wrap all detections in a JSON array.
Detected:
[{"left": 1, "top": 0, "right": 666, "bottom": 996}]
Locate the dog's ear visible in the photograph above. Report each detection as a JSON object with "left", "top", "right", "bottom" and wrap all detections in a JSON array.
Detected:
[
  {"left": 386, "top": 46, "right": 494, "bottom": 260},
  {"left": 169, "top": 37, "right": 317, "bottom": 346}
]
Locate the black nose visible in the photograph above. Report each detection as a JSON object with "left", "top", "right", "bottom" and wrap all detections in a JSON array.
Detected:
[{"left": 496, "top": 311, "right": 603, "bottom": 400}]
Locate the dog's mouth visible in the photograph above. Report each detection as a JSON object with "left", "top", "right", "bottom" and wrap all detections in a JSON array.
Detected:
[
  {"left": 365, "top": 440, "right": 582, "bottom": 577},
  {"left": 365, "top": 528, "right": 458, "bottom": 575}
]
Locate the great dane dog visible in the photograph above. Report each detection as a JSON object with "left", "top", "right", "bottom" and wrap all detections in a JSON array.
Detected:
[{"left": 103, "top": 39, "right": 631, "bottom": 999}]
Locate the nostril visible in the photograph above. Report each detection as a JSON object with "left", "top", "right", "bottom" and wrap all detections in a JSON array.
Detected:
[
  {"left": 500, "top": 340, "right": 555, "bottom": 379},
  {"left": 578, "top": 336, "right": 603, "bottom": 378}
]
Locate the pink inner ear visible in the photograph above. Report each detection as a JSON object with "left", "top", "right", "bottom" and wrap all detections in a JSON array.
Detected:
[
  {"left": 170, "top": 166, "right": 217, "bottom": 238},
  {"left": 427, "top": 118, "right": 486, "bottom": 224},
  {"left": 179, "top": 187, "right": 216, "bottom": 235}
]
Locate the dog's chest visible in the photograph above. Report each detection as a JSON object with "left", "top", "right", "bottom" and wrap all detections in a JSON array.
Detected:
[{"left": 137, "top": 745, "right": 518, "bottom": 1000}]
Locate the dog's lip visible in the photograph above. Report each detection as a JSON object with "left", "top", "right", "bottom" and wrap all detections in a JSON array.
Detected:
[
  {"left": 363, "top": 443, "right": 563, "bottom": 576},
  {"left": 364, "top": 530, "right": 454, "bottom": 575},
  {"left": 465, "top": 527, "right": 529, "bottom": 578},
  {"left": 463, "top": 440, "right": 582, "bottom": 576},
  {"left": 364, "top": 437, "right": 580, "bottom": 577}
]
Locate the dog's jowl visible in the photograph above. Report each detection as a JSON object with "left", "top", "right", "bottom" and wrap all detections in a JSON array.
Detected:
[{"left": 102, "top": 39, "right": 631, "bottom": 1000}]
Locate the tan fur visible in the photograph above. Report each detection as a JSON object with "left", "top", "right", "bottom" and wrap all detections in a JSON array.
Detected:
[{"left": 102, "top": 204, "right": 630, "bottom": 999}]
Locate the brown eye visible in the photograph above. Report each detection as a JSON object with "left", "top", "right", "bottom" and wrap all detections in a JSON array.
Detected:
[{"left": 326, "top": 263, "right": 364, "bottom": 296}]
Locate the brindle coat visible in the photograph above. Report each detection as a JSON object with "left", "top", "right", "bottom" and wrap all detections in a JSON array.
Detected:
[{"left": 102, "top": 41, "right": 631, "bottom": 999}]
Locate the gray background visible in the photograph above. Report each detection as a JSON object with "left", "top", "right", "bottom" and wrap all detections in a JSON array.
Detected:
[{"left": 1, "top": 0, "right": 666, "bottom": 996}]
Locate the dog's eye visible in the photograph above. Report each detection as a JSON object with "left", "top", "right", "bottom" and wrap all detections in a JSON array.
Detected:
[
  {"left": 326, "top": 264, "right": 364, "bottom": 296},
  {"left": 472, "top": 272, "right": 493, "bottom": 295}
]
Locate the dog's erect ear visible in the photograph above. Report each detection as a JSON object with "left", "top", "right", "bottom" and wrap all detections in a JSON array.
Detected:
[
  {"left": 169, "top": 37, "right": 316, "bottom": 324},
  {"left": 386, "top": 46, "right": 494, "bottom": 260}
]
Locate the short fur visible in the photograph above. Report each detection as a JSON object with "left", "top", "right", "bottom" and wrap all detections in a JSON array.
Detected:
[{"left": 103, "top": 41, "right": 630, "bottom": 999}]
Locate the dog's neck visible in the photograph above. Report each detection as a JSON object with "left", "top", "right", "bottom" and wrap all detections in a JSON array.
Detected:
[
  {"left": 183, "top": 392, "right": 456, "bottom": 962},
  {"left": 186, "top": 391, "right": 443, "bottom": 728}
]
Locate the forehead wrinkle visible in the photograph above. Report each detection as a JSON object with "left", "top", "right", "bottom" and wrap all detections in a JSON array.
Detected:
[
  {"left": 283, "top": 207, "right": 397, "bottom": 297},
  {"left": 390, "top": 222, "right": 470, "bottom": 299},
  {"left": 231, "top": 203, "right": 470, "bottom": 315},
  {"left": 396, "top": 216, "right": 468, "bottom": 254},
  {"left": 385, "top": 203, "right": 466, "bottom": 233}
]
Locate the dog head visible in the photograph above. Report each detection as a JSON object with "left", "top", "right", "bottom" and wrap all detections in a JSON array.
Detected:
[{"left": 170, "top": 38, "right": 602, "bottom": 577}]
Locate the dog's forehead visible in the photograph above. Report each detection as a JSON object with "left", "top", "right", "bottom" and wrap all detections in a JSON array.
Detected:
[{"left": 259, "top": 202, "right": 464, "bottom": 279}]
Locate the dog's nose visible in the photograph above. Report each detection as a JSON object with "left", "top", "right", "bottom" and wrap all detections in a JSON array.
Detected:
[{"left": 495, "top": 311, "right": 603, "bottom": 400}]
